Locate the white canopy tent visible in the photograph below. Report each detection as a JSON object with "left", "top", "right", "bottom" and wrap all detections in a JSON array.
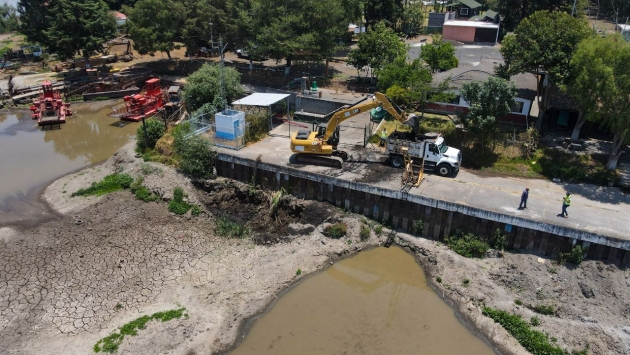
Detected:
[{"left": 232, "top": 93, "right": 292, "bottom": 132}]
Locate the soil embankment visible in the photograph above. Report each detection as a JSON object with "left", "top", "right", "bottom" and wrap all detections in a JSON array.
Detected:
[{"left": 0, "top": 142, "right": 628, "bottom": 355}]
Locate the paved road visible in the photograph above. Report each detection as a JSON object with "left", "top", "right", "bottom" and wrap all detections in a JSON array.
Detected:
[{"left": 218, "top": 115, "right": 630, "bottom": 243}]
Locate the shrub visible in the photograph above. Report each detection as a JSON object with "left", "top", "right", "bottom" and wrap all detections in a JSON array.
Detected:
[
  {"left": 245, "top": 111, "right": 270, "bottom": 144},
  {"left": 482, "top": 307, "right": 566, "bottom": 355},
  {"left": 411, "top": 219, "right": 424, "bottom": 235},
  {"left": 463, "top": 278, "right": 470, "bottom": 286},
  {"left": 531, "top": 304, "right": 555, "bottom": 316},
  {"left": 191, "top": 205, "right": 203, "bottom": 216},
  {"left": 136, "top": 119, "right": 166, "bottom": 151},
  {"left": 530, "top": 316, "right": 540, "bottom": 326},
  {"left": 134, "top": 185, "right": 159, "bottom": 202},
  {"left": 168, "top": 187, "right": 191, "bottom": 215},
  {"left": 175, "top": 135, "right": 217, "bottom": 179},
  {"left": 72, "top": 174, "right": 133, "bottom": 197},
  {"left": 94, "top": 308, "right": 187, "bottom": 353},
  {"left": 360, "top": 224, "right": 371, "bottom": 241},
  {"left": 489, "top": 228, "right": 507, "bottom": 250},
  {"left": 445, "top": 231, "right": 490, "bottom": 258},
  {"left": 140, "top": 163, "right": 162, "bottom": 176},
  {"left": 436, "top": 276, "right": 442, "bottom": 283},
  {"left": 514, "top": 299, "right": 523, "bottom": 306},
  {"left": 215, "top": 216, "right": 250, "bottom": 239},
  {"left": 559, "top": 245, "right": 588, "bottom": 265},
  {"left": 296, "top": 268, "right": 302, "bottom": 276},
  {"left": 374, "top": 224, "right": 384, "bottom": 236},
  {"left": 171, "top": 122, "right": 192, "bottom": 154},
  {"left": 417, "top": 115, "right": 456, "bottom": 136},
  {"left": 324, "top": 222, "right": 347, "bottom": 239}
]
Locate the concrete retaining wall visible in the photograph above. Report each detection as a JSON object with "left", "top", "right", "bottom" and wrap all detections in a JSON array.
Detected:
[{"left": 215, "top": 154, "right": 630, "bottom": 266}]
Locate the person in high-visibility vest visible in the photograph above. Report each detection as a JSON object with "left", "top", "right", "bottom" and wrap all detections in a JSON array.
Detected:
[
  {"left": 560, "top": 192, "right": 571, "bottom": 218},
  {"left": 380, "top": 129, "right": 387, "bottom": 147}
]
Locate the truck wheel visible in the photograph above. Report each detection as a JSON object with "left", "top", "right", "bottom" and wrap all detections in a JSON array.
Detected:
[
  {"left": 339, "top": 151, "right": 349, "bottom": 161},
  {"left": 390, "top": 155, "right": 404, "bottom": 168},
  {"left": 437, "top": 164, "right": 452, "bottom": 177}
]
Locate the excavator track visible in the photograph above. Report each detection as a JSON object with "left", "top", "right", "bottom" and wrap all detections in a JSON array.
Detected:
[{"left": 295, "top": 154, "right": 344, "bottom": 168}]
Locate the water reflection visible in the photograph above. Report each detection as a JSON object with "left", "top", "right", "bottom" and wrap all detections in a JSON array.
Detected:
[
  {"left": 231, "top": 246, "right": 495, "bottom": 355},
  {"left": 42, "top": 106, "right": 135, "bottom": 164},
  {"left": 0, "top": 103, "right": 137, "bottom": 206}
]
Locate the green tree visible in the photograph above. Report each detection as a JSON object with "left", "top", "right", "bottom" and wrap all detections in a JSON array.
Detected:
[
  {"left": 123, "top": 0, "right": 186, "bottom": 59},
  {"left": 376, "top": 56, "right": 432, "bottom": 107},
  {"left": 43, "top": 0, "right": 117, "bottom": 61},
  {"left": 364, "top": 0, "right": 403, "bottom": 29},
  {"left": 459, "top": 76, "right": 516, "bottom": 151},
  {"left": 252, "top": 0, "right": 348, "bottom": 75},
  {"left": 348, "top": 21, "right": 407, "bottom": 82},
  {"left": 498, "top": 11, "right": 591, "bottom": 131},
  {"left": 175, "top": 135, "right": 218, "bottom": 179},
  {"left": 420, "top": 35, "right": 458, "bottom": 73},
  {"left": 183, "top": 63, "right": 243, "bottom": 113},
  {"left": 0, "top": 4, "right": 19, "bottom": 33},
  {"left": 484, "top": 0, "right": 587, "bottom": 32},
  {"left": 136, "top": 118, "right": 166, "bottom": 151},
  {"left": 399, "top": 2, "right": 424, "bottom": 36},
  {"left": 17, "top": 0, "right": 50, "bottom": 44},
  {"left": 569, "top": 35, "right": 630, "bottom": 170}
]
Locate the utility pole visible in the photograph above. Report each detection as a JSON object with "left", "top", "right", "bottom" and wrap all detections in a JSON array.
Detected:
[{"left": 572, "top": 0, "right": 577, "bottom": 16}]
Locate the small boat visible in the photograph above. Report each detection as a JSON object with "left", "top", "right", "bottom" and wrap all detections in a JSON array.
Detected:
[
  {"left": 29, "top": 80, "right": 72, "bottom": 128},
  {"left": 108, "top": 78, "right": 165, "bottom": 122}
]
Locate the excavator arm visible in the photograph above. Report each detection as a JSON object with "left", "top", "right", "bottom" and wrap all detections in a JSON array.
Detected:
[
  {"left": 322, "top": 92, "right": 407, "bottom": 142},
  {"left": 290, "top": 92, "right": 410, "bottom": 168}
]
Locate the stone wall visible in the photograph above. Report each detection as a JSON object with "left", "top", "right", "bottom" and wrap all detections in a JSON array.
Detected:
[{"left": 216, "top": 154, "right": 630, "bottom": 266}]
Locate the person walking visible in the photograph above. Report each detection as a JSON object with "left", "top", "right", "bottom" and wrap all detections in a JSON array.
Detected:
[
  {"left": 519, "top": 188, "right": 529, "bottom": 209},
  {"left": 560, "top": 192, "right": 571, "bottom": 218},
  {"left": 380, "top": 129, "right": 388, "bottom": 147}
]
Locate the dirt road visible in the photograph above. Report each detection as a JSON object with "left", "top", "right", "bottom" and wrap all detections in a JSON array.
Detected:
[{"left": 0, "top": 142, "right": 628, "bottom": 355}]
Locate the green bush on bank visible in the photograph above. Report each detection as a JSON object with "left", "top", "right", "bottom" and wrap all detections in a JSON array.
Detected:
[
  {"left": 445, "top": 228, "right": 507, "bottom": 258},
  {"left": 482, "top": 307, "right": 587, "bottom": 355},
  {"left": 174, "top": 134, "right": 217, "bottom": 179},
  {"left": 94, "top": 307, "right": 187, "bottom": 353},
  {"left": 71, "top": 174, "right": 133, "bottom": 197},
  {"left": 558, "top": 245, "right": 588, "bottom": 265},
  {"left": 136, "top": 119, "right": 166, "bottom": 151}
]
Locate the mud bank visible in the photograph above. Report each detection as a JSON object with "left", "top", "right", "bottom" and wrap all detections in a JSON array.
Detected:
[{"left": 0, "top": 142, "right": 628, "bottom": 355}]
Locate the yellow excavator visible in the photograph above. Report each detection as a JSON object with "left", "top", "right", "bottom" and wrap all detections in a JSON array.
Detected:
[{"left": 290, "top": 92, "right": 414, "bottom": 168}]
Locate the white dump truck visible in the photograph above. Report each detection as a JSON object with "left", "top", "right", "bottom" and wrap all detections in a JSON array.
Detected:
[{"left": 386, "top": 132, "right": 462, "bottom": 177}]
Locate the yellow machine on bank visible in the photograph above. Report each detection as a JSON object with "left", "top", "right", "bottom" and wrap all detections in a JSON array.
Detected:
[{"left": 289, "top": 92, "right": 411, "bottom": 168}]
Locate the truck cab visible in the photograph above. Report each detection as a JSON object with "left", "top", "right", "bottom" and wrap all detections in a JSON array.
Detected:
[{"left": 386, "top": 132, "right": 462, "bottom": 177}]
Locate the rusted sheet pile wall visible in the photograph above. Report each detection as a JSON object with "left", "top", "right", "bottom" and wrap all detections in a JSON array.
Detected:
[{"left": 216, "top": 154, "right": 630, "bottom": 266}]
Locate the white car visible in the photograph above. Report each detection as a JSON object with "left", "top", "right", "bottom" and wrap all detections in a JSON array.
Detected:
[{"left": 422, "top": 0, "right": 435, "bottom": 5}]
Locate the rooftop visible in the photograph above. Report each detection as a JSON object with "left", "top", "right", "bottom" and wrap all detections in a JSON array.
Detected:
[
  {"left": 447, "top": 0, "right": 482, "bottom": 8},
  {"left": 432, "top": 61, "right": 537, "bottom": 99},
  {"left": 443, "top": 20, "right": 499, "bottom": 28}
]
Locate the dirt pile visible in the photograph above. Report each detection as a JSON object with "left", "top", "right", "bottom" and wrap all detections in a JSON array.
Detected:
[{"left": 194, "top": 178, "right": 335, "bottom": 244}]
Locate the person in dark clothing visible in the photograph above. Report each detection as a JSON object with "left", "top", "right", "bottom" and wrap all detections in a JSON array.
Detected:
[{"left": 519, "top": 188, "right": 529, "bottom": 209}]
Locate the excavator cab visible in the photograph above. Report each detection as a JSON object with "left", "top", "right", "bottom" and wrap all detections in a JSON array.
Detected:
[{"left": 314, "top": 123, "right": 340, "bottom": 146}]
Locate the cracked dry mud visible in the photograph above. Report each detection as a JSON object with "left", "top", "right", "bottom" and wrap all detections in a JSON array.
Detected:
[{"left": 1, "top": 142, "right": 629, "bottom": 355}]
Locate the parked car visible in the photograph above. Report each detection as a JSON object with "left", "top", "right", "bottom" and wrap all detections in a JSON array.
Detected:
[
  {"left": 0, "top": 61, "right": 13, "bottom": 69},
  {"left": 235, "top": 47, "right": 268, "bottom": 61},
  {"left": 422, "top": 0, "right": 435, "bottom": 5}
]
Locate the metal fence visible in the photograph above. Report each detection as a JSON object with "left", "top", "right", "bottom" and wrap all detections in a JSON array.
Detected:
[{"left": 187, "top": 112, "right": 248, "bottom": 150}]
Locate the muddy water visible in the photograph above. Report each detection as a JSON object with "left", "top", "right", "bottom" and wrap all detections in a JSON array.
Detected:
[
  {"left": 231, "top": 246, "right": 495, "bottom": 355},
  {"left": 0, "top": 102, "right": 137, "bottom": 226}
]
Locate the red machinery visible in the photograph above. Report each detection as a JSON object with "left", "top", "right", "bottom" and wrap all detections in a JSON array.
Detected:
[
  {"left": 30, "top": 80, "right": 72, "bottom": 127},
  {"left": 108, "top": 78, "right": 165, "bottom": 121}
]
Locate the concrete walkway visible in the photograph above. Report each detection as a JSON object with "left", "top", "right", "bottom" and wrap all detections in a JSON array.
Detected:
[{"left": 217, "top": 116, "right": 630, "bottom": 244}]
